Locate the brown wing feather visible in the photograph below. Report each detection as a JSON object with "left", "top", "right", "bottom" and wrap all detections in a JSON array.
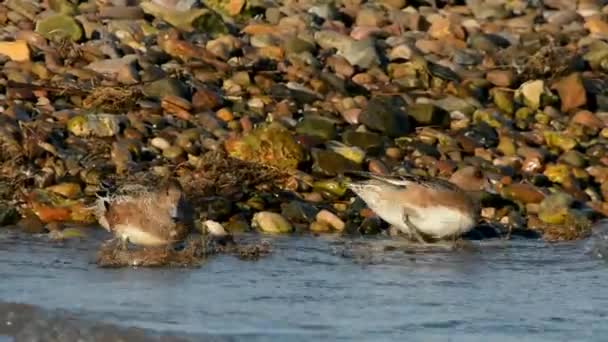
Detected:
[
  {"left": 347, "top": 170, "right": 463, "bottom": 193},
  {"left": 349, "top": 170, "right": 478, "bottom": 215},
  {"left": 106, "top": 200, "right": 175, "bottom": 241}
]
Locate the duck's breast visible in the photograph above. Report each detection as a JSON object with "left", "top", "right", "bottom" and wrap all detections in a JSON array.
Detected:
[
  {"left": 410, "top": 205, "right": 475, "bottom": 238},
  {"left": 114, "top": 224, "right": 169, "bottom": 246}
]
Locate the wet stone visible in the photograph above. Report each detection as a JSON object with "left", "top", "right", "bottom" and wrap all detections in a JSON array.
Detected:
[
  {"left": 201, "top": 197, "right": 234, "bottom": 221},
  {"left": 224, "top": 122, "right": 304, "bottom": 170},
  {"left": 559, "top": 150, "right": 587, "bottom": 168},
  {"left": 552, "top": 72, "right": 587, "bottom": 112},
  {"left": 35, "top": 14, "right": 83, "bottom": 41},
  {"left": 342, "top": 130, "right": 384, "bottom": 154},
  {"left": 142, "top": 78, "right": 189, "bottom": 100},
  {"left": 281, "top": 201, "right": 319, "bottom": 224},
  {"left": 295, "top": 115, "right": 336, "bottom": 141},
  {"left": 313, "top": 179, "right": 348, "bottom": 197},
  {"left": 252, "top": 211, "right": 293, "bottom": 234},
  {"left": 491, "top": 88, "right": 515, "bottom": 115},
  {"left": 339, "top": 38, "right": 379, "bottom": 69},
  {"left": 407, "top": 103, "right": 450, "bottom": 127},
  {"left": 67, "top": 114, "right": 121, "bottom": 137},
  {"left": 311, "top": 149, "right": 362, "bottom": 177},
  {"left": 539, "top": 192, "right": 574, "bottom": 225},
  {"left": 501, "top": 183, "right": 546, "bottom": 204},
  {"left": 359, "top": 97, "right": 410, "bottom": 137},
  {"left": 327, "top": 141, "right": 366, "bottom": 164}
]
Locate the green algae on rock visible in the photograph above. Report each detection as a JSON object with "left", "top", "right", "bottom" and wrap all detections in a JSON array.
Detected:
[
  {"left": 35, "top": 13, "right": 83, "bottom": 41},
  {"left": 67, "top": 114, "right": 121, "bottom": 137},
  {"left": 538, "top": 192, "right": 574, "bottom": 225},
  {"left": 312, "top": 179, "right": 348, "bottom": 197},
  {"left": 543, "top": 131, "right": 577, "bottom": 152},
  {"left": 224, "top": 122, "right": 304, "bottom": 170}
]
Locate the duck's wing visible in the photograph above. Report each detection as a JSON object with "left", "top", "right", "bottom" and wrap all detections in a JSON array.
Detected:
[{"left": 345, "top": 170, "right": 461, "bottom": 192}]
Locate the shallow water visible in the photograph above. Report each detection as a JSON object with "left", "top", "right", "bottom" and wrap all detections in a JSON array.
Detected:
[{"left": 1, "top": 229, "right": 607, "bottom": 342}]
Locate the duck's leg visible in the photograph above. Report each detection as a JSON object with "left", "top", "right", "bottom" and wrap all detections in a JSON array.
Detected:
[{"left": 402, "top": 209, "right": 429, "bottom": 244}]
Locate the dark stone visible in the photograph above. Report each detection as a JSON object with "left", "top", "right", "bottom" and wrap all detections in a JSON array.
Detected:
[
  {"left": 453, "top": 49, "right": 483, "bottom": 66},
  {"left": 200, "top": 197, "right": 234, "bottom": 221},
  {"left": 270, "top": 84, "right": 321, "bottom": 105},
  {"left": 295, "top": 115, "right": 336, "bottom": 140},
  {"left": 411, "top": 141, "right": 440, "bottom": 158},
  {"left": 407, "top": 103, "right": 450, "bottom": 127},
  {"left": 358, "top": 216, "right": 384, "bottom": 235},
  {"left": 559, "top": 150, "right": 587, "bottom": 168},
  {"left": 461, "top": 122, "right": 498, "bottom": 148},
  {"left": 427, "top": 61, "right": 461, "bottom": 83},
  {"left": 311, "top": 148, "right": 362, "bottom": 176},
  {"left": 342, "top": 130, "right": 384, "bottom": 153},
  {"left": 596, "top": 94, "right": 608, "bottom": 112},
  {"left": 142, "top": 78, "right": 189, "bottom": 100},
  {"left": 359, "top": 96, "right": 410, "bottom": 137},
  {"left": 468, "top": 33, "right": 510, "bottom": 53},
  {"left": 281, "top": 201, "right": 319, "bottom": 224},
  {"left": 0, "top": 203, "right": 18, "bottom": 226},
  {"left": 320, "top": 72, "right": 346, "bottom": 93}
]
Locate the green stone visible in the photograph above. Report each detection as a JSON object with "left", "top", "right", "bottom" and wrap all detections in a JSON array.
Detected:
[
  {"left": 327, "top": 141, "right": 366, "bottom": 164},
  {"left": 538, "top": 192, "right": 573, "bottom": 225},
  {"left": 35, "top": 14, "right": 82, "bottom": 41},
  {"left": 359, "top": 97, "right": 410, "bottom": 137},
  {"left": 407, "top": 103, "right": 450, "bottom": 127},
  {"left": 491, "top": 88, "right": 514, "bottom": 115},
  {"left": 342, "top": 130, "right": 383, "bottom": 153},
  {"left": 284, "top": 36, "right": 316, "bottom": 54},
  {"left": 295, "top": 115, "right": 336, "bottom": 140},
  {"left": 543, "top": 131, "right": 577, "bottom": 152},
  {"left": 142, "top": 78, "right": 189, "bottom": 99},
  {"left": 311, "top": 149, "right": 361, "bottom": 176},
  {"left": 48, "top": 0, "right": 76, "bottom": 15},
  {"left": 559, "top": 150, "right": 587, "bottom": 168}
]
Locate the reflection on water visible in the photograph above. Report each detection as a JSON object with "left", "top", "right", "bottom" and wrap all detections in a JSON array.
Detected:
[{"left": 0, "top": 229, "right": 607, "bottom": 341}]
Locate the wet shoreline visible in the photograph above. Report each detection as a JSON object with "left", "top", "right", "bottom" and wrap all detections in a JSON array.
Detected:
[{"left": 2, "top": 229, "right": 608, "bottom": 341}]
